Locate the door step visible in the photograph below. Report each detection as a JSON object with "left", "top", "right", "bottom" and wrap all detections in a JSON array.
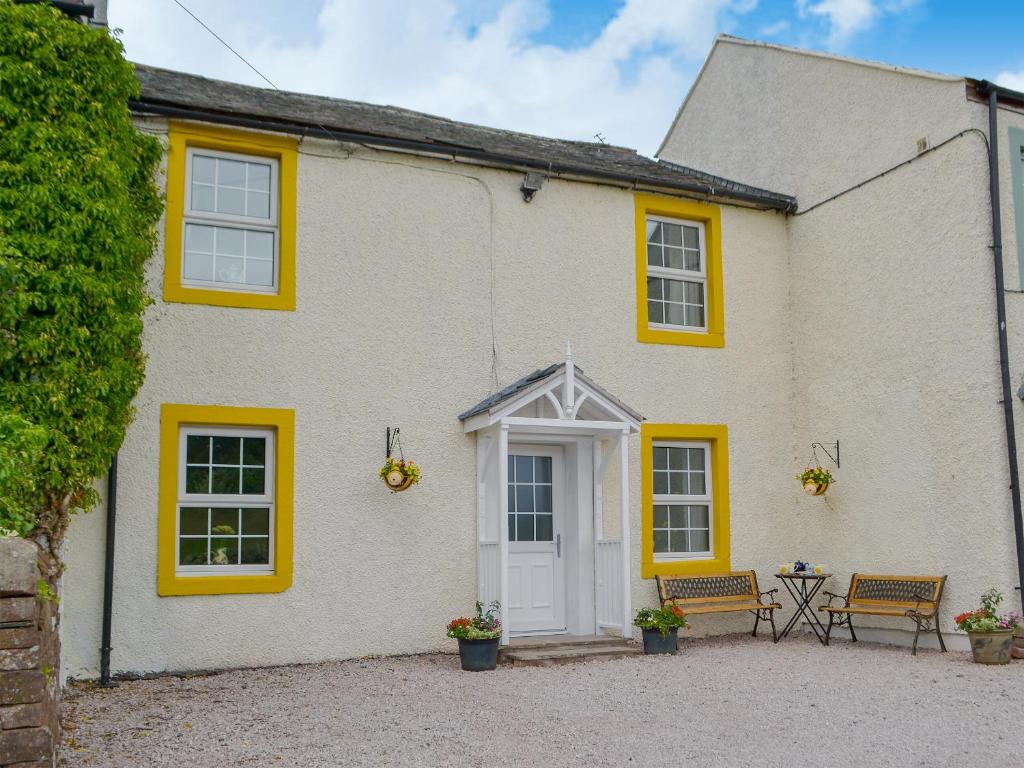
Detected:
[{"left": 500, "top": 636, "right": 641, "bottom": 667}]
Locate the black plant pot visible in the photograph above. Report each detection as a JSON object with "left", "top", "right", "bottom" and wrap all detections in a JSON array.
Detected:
[
  {"left": 457, "top": 637, "right": 500, "bottom": 671},
  {"left": 642, "top": 627, "right": 678, "bottom": 655}
]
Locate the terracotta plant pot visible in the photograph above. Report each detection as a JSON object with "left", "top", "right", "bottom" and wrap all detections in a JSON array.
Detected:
[
  {"left": 803, "top": 480, "right": 829, "bottom": 496},
  {"left": 968, "top": 629, "right": 1014, "bottom": 664},
  {"left": 457, "top": 637, "right": 499, "bottom": 671},
  {"left": 383, "top": 472, "right": 415, "bottom": 492},
  {"left": 641, "top": 628, "right": 678, "bottom": 655}
]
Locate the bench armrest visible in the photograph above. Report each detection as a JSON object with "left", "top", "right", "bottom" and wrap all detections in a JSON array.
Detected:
[
  {"left": 758, "top": 588, "right": 778, "bottom": 605},
  {"left": 822, "top": 590, "right": 849, "bottom": 608}
]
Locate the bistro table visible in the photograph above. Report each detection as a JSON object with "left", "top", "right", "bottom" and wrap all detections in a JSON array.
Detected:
[{"left": 774, "top": 572, "right": 832, "bottom": 644}]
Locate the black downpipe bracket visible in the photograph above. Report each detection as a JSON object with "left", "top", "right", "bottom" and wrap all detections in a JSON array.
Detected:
[
  {"left": 99, "top": 453, "right": 118, "bottom": 687},
  {"left": 982, "top": 85, "right": 1024, "bottom": 607}
]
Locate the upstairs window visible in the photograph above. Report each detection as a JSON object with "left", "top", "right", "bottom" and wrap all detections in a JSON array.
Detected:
[
  {"left": 183, "top": 150, "right": 279, "bottom": 293},
  {"left": 646, "top": 217, "right": 706, "bottom": 331}
]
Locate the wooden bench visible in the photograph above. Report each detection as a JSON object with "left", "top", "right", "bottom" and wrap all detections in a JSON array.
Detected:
[
  {"left": 656, "top": 571, "right": 782, "bottom": 641},
  {"left": 818, "top": 574, "right": 947, "bottom": 655}
]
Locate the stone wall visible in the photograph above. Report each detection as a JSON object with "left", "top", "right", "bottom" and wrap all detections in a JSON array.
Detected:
[{"left": 0, "top": 538, "right": 58, "bottom": 768}]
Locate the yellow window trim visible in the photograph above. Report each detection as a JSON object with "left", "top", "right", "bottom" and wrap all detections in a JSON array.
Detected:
[
  {"left": 634, "top": 194, "right": 725, "bottom": 347},
  {"left": 163, "top": 121, "right": 298, "bottom": 311},
  {"left": 640, "top": 423, "right": 730, "bottom": 579},
  {"left": 158, "top": 403, "right": 295, "bottom": 596}
]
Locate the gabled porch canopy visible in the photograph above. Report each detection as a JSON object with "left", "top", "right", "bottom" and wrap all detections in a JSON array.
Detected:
[{"left": 459, "top": 345, "right": 642, "bottom": 644}]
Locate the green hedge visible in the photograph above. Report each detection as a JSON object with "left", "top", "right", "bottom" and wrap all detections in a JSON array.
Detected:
[{"left": 0, "top": 1, "right": 162, "bottom": 547}]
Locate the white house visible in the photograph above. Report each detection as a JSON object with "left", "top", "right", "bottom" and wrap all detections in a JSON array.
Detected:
[{"left": 61, "top": 36, "right": 1024, "bottom": 678}]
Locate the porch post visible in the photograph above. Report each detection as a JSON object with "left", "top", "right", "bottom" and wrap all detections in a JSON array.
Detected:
[
  {"left": 498, "top": 422, "right": 511, "bottom": 645},
  {"left": 619, "top": 429, "right": 632, "bottom": 639}
]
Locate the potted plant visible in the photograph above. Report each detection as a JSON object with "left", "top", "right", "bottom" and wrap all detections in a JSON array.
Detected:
[
  {"left": 954, "top": 588, "right": 1020, "bottom": 665},
  {"left": 447, "top": 601, "right": 502, "bottom": 671},
  {"left": 379, "top": 457, "right": 421, "bottom": 492},
  {"left": 633, "top": 605, "right": 688, "bottom": 655},
  {"left": 797, "top": 465, "right": 834, "bottom": 496}
]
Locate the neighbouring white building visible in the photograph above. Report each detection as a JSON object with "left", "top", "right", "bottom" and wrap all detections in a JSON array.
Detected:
[{"left": 61, "top": 36, "right": 1024, "bottom": 678}]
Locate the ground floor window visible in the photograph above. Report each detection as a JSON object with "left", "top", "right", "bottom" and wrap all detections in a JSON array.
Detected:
[
  {"left": 158, "top": 404, "right": 294, "bottom": 596},
  {"left": 641, "top": 424, "right": 729, "bottom": 578}
]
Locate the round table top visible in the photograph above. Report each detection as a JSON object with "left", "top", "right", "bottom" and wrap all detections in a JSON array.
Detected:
[{"left": 775, "top": 571, "right": 832, "bottom": 579}]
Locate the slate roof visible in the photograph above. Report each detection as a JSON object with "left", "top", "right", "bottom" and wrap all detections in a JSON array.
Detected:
[
  {"left": 131, "top": 64, "right": 797, "bottom": 212},
  {"left": 458, "top": 363, "right": 643, "bottom": 424}
]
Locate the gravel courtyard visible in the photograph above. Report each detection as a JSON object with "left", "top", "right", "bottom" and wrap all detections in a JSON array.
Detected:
[{"left": 60, "top": 634, "right": 1023, "bottom": 768}]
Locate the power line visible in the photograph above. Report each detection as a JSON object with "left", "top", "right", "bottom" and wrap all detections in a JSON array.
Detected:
[{"left": 170, "top": 0, "right": 278, "bottom": 90}]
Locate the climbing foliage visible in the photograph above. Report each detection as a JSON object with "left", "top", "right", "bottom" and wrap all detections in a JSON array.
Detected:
[{"left": 0, "top": 1, "right": 162, "bottom": 555}]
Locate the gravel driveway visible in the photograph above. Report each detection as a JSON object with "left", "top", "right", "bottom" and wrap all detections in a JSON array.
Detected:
[{"left": 60, "top": 634, "right": 1023, "bottom": 767}]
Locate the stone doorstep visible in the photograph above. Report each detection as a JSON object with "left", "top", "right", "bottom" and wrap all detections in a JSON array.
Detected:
[
  {"left": 0, "top": 726, "right": 51, "bottom": 766},
  {"left": 500, "top": 637, "right": 642, "bottom": 667}
]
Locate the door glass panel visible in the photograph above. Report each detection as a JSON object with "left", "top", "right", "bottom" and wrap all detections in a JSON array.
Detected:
[{"left": 508, "top": 455, "right": 554, "bottom": 543}]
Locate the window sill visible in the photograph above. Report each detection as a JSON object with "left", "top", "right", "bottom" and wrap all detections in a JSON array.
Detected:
[
  {"left": 163, "top": 282, "right": 295, "bottom": 311},
  {"left": 158, "top": 571, "right": 292, "bottom": 596},
  {"left": 637, "top": 327, "right": 724, "bottom": 348},
  {"left": 642, "top": 553, "right": 730, "bottom": 579}
]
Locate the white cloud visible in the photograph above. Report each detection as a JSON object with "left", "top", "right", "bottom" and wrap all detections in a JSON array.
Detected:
[
  {"left": 795, "top": 0, "right": 918, "bottom": 49},
  {"left": 996, "top": 70, "right": 1024, "bottom": 93},
  {"left": 110, "top": 0, "right": 750, "bottom": 156}
]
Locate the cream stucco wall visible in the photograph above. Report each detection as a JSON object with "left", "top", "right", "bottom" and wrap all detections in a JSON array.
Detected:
[
  {"left": 62, "top": 123, "right": 795, "bottom": 678},
  {"left": 660, "top": 39, "right": 1024, "bottom": 646}
]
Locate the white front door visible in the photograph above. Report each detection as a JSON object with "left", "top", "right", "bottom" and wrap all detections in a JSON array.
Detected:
[{"left": 507, "top": 445, "right": 566, "bottom": 634}]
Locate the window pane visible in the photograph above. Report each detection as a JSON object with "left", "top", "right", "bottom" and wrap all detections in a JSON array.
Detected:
[
  {"left": 248, "top": 162, "right": 271, "bottom": 191},
  {"left": 216, "top": 227, "right": 245, "bottom": 256},
  {"left": 242, "top": 437, "right": 266, "bottom": 466},
  {"left": 669, "top": 471, "right": 688, "bottom": 495},
  {"left": 683, "top": 226, "right": 699, "bottom": 250},
  {"left": 516, "top": 514, "right": 535, "bottom": 542},
  {"left": 191, "top": 184, "right": 215, "bottom": 212},
  {"left": 210, "top": 537, "right": 239, "bottom": 565},
  {"left": 246, "top": 190, "right": 271, "bottom": 219},
  {"left": 185, "top": 223, "right": 215, "bottom": 253},
  {"left": 663, "top": 223, "right": 682, "bottom": 247},
  {"left": 246, "top": 230, "right": 274, "bottom": 260},
  {"left": 647, "top": 277, "right": 663, "bottom": 300},
  {"left": 211, "top": 508, "right": 238, "bottom": 535},
  {"left": 212, "top": 436, "right": 241, "bottom": 464},
  {"left": 507, "top": 455, "right": 515, "bottom": 482},
  {"left": 684, "top": 249, "right": 701, "bottom": 271},
  {"left": 669, "top": 505, "right": 688, "bottom": 529},
  {"left": 215, "top": 255, "right": 245, "bottom": 283},
  {"left": 192, "top": 155, "right": 216, "bottom": 184},
  {"left": 646, "top": 220, "right": 662, "bottom": 244},
  {"left": 653, "top": 447, "right": 668, "bottom": 470},
  {"left": 516, "top": 485, "right": 535, "bottom": 514},
  {"left": 689, "top": 529, "right": 710, "bottom": 553},
  {"left": 648, "top": 299, "right": 665, "bottom": 324},
  {"left": 535, "top": 484, "right": 552, "bottom": 513},
  {"left": 689, "top": 472, "right": 706, "bottom": 495},
  {"left": 664, "top": 279, "right": 686, "bottom": 303},
  {"left": 241, "top": 507, "right": 270, "bottom": 535},
  {"left": 664, "top": 246, "right": 686, "bottom": 270},
  {"left": 653, "top": 530, "right": 669, "bottom": 553},
  {"left": 665, "top": 303, "right": 687, "bottom": 328},
  {"left": 183, "top": 251, "right": 214, "bottom": 282},
  {"left": 186, "top": 435, "right": 210, "bottom": 464},
  {"left": 241, "top": 537, "right": 270, "bottom": 565},
  {"left": 246, "top": 258, "right": 274, "bottom": 287},
  {"left": 688, "top": 448, "right": 704, "bottom": 471},
  {"left": 670, "top": 530, "right": 688, "bottom": 553},
  {"left": 686, "top": 304, "right": 705, "bottom": 328},
  {"left": 180, "top": 507, "right": 208, "bottom": 535},
  {"left": 652, "top": 505, "right": 669, "bottom": 529},
  {"left": 653, "top": 470, "right": 668, "bottom": 495},
  {"left": 179, "top": 538, "right": 208, "bottom": 566},
  {"left": 508, "top": 514, "right": 516, "bottom": 542},
  {"left": 684, "top": 281, "right": 704, "bottom": 304},
  {"left": 535, "top": 514, "right": 553, "bottom": 542},
  {"left": 242, "top": 467, "right": 265, "bottom": 495},
  {"left": 535, "top": 457, "right": 552, "bottom": 483},
  {"left": 185, "top": 466, "right": 209, "bottom": 494},
  {"left": 507, "top": 485, "right": 516, "bottom": 514},
  {"left": 647, "top": 244, "right": 662, "bottom": 267},
  {"left": 515, "top": 456, "right": 533, "bottom": 483},
  {"left": 217, "top": 186, "right": 246, "bottom": 216},
  {"left": 218, "top": 159, "right": 247, "bottom": 188},
  {"left": 689, "top": 505, "right": 710, "bottom": 529},
  {"left": 211, "top": 467, "right": 241, "bottom": 494}
]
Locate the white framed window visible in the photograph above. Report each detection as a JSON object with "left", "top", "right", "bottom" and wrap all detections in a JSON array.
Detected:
[
  {"left": 645, "top": 216, "right": 706, "bottom": 331},
  {"left": 176, "top": 426, "right": 275, "bottom": 575},
  {"left": 652, "top": 441, "right": 712, "bottom": 560},
  {"left": 182, "top": 147, "right": 279, "bottom": 294}
]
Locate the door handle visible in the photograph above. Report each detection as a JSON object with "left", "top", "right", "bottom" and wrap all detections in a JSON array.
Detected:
[{"left": 556, "top": 534, "right": 561, "bottom": 558}]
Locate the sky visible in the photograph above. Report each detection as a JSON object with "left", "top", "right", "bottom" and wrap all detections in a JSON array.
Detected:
[{"left": 110, "top": 0, "right": 1024, "bottom": 156}]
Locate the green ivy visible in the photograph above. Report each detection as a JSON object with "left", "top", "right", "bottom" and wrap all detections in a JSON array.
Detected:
[{"left": 0, "top": 2, "right": 162, "bottom": 555}]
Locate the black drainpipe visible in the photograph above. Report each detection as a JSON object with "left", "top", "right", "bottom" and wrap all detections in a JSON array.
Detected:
[
  {"left": 99, "top": 452, "right": 118, "bottom": 687},
  {"left": 979, "top": 82, "right": 1024, "bottom": 607}
]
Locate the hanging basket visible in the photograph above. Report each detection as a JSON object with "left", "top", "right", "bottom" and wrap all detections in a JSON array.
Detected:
[
  {"left": 803, "top": 480, "right": 829, "bottom": 496},
  {"left": 383, "top": 468, "right": 416, "bottom": 493},
  {"left": 797, "top": 462, "right": 834, "bottom": 497},
  {"left": 380, "top": 429, "right": 421, "bottom": 493}
]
